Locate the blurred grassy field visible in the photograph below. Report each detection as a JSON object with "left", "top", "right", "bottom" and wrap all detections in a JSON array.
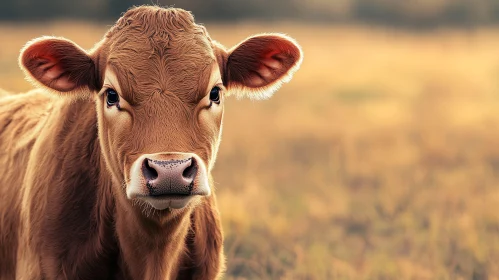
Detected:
[{"left": 2, "top": 22, "right": 499, "bottom": 279}]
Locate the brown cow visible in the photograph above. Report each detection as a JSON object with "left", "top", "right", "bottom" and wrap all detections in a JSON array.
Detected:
[{"left": 0, "top": 6, "right": 302, "bottom": 280}]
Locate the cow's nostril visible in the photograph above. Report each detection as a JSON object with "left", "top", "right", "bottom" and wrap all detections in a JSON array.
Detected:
[
  {"left": 142, "top": 158, "right": 158, "bottom": 181},
  {"left": 182, "top": 157, "right": 198, "bottom": 180}
]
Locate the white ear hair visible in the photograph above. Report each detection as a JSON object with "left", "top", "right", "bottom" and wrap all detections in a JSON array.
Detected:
[{"left": 225, "top": 33, "right": 303, "bottom": 100}]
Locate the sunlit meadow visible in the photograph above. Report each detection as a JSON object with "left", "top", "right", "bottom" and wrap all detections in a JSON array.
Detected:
[{"left": 1, "top": 22, "right": 499, "bottom": 279}]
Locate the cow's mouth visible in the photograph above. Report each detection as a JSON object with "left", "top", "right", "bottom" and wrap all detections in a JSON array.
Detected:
[
  {"left": 140, "top": 194, "right": 198, "bottom": 210},
  {"left": 133, "top": 186, "right": 209, "bottom": 210},
  {"left": 131, "top": 182, "right": 209, "bottom": 210}
]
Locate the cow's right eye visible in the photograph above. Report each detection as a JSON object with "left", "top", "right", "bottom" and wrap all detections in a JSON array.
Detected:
[{"left": 106, "top": 88, "right": 120, "bottom": 106}]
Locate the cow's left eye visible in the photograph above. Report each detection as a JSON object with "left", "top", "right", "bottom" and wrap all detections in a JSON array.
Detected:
[
  {"left": 209, "top": 86, "right": 221, "bottom": 104},
  {"left": 106, "top": 88, "right": 120, "bottom": 106}
]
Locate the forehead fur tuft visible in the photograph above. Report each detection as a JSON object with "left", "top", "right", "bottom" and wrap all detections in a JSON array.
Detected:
[
  {"left": 106, "top": 6, "right": 198, "bottom": 40},
  {"left": 101, "top": 6, "right": 216, "bottom": 104}
]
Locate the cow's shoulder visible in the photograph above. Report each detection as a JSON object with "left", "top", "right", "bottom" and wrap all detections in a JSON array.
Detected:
[
  {"left": 0, "top": 89, "right": 55, "bottom": 152},
  {"left": 0, "top": 88, "right": 56, "bottom": 278}
]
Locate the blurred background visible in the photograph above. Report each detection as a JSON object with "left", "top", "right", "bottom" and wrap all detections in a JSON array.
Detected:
[{"left": 1, "top": 0, "right": 499, "bottom": 279}]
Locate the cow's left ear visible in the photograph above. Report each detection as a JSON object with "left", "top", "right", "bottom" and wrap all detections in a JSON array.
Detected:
[
  {"left": 19, "top": 36, "right": 98, "bottom": 94},
  {"left": 224, "top": 33, "right": 303, "bottom": 99}
]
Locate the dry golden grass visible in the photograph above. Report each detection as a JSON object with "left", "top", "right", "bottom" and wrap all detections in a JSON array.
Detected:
[{"left": 2, "top": 21, "right": 499, "bottom": 279}]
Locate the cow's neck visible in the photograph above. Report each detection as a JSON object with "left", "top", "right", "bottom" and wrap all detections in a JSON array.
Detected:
[{"left": 113, "top": 200, "right": 193, "bottom": 279}]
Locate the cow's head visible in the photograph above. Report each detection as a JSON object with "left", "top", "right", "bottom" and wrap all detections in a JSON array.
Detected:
[{"left": 19, "top": 6, "right": 302, "bottom": 217}]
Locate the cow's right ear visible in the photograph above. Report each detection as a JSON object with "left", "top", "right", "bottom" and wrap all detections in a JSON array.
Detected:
[{"left": 19, "top": 36, "right": 98, "bottom": 93}]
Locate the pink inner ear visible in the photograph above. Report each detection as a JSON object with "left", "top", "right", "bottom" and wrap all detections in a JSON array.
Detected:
[
  {"left": 21, "top": 38, "right": 95, "bottom": 92},
  {"left": 227, "top": 35, "right": 301, "bottom": 89},
  {"left": 31, "top": 56, "right": 75, "bottom": 92},
  {"left": 247, "top": 52, "right": 288, "bottom": 87}
]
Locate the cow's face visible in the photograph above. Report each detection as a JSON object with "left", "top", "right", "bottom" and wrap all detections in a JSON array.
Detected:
[{"left": 19, "top": 7, "right": 302, "bottom": 216}]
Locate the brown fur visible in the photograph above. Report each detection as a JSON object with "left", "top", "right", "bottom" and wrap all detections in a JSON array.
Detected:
[{"left": 0, "top": 6, "right": 302, "bottom": 280}]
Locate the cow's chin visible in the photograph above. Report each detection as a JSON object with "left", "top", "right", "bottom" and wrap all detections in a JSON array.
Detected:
[{"left": 126, "top": 152, "right": 211, "bottom": 211}]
